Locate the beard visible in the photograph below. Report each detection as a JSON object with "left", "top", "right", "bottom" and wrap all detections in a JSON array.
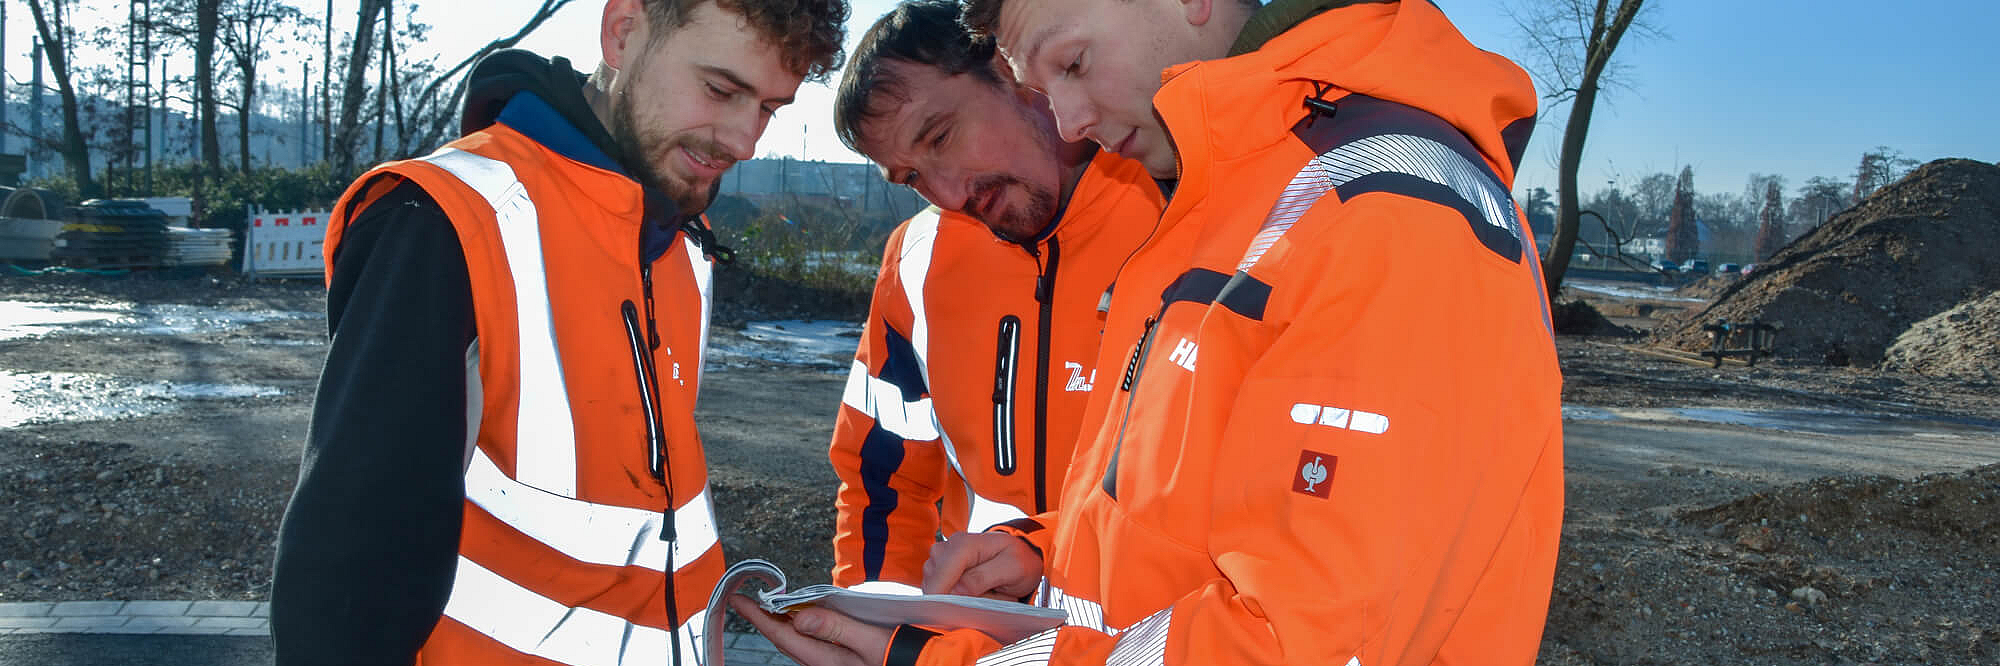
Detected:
[
  {"left": 967, "top": 173, "right": 1058, "bottom": 244},
  {"left": 609, "top": 90, "right": 730, "bottom": 215}
]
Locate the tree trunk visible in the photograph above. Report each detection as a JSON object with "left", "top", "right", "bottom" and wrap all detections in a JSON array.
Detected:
[
  {"left": 1542, "top": 76, "right": 1600, "bottom": 303},
  {"left": 1539, "top": 0, "right": 1645, "bottom": 302},
  {"left": 332, "top": 0, "right": 390, "bottom": 177},
  {"left": 238, "top": 56, "right": 256, "bottom": 173},
  {"left": 196, "top": 0, "right": 222, "bottom": 176},
  {"left": 24, "top": 0, "right": 97, "bottom": 199}
]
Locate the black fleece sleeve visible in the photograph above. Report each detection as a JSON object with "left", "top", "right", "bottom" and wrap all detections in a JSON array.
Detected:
[{"left": 271, "top": 180, "right": 475, "bottom": 666}]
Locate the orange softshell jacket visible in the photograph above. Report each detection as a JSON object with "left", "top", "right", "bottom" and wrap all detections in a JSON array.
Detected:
[
  {"left": 899, "top": 2, "right": 1563, "bottom": 665},
  {"left": 831, "top": 152, "right": 1164, "bottom": 590},
  {"left": 325, "top": 95, "right": 723, "bottom": 665}
]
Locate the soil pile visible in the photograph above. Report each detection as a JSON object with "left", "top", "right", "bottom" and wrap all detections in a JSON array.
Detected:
[
  {"left": 1653, "top": 159, "right": 2000, "bottom": 367},
  {"left": 1681, "top": 464, "right": 2000, "bottom": 556},
  {"left": 1882, "top": 289, "right": 2000, "bottom": 380},
  {"left": 1552, "top": 299, "right": 1640, "bottom": 337}
]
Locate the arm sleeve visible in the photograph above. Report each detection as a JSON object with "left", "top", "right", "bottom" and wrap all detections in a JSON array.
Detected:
[
  {"left": 829, "top": 243, "right": 952, "bottom": 589},
  {"left": 271, "top": 180, "right": 478, "bottom": 665},
  {"left": 906, "top": 194, "right": 1565, "bottom": 666}
]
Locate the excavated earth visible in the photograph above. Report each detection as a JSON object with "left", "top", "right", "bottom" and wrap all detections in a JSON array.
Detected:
[
  {"left": 3, "top": 264, "right": 1998, "bottom": 664},
  {"left": 1653, "top": 159, "right": 2000, "bottom": 372}
]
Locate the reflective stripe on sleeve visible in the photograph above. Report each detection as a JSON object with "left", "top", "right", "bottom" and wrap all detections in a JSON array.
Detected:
[
  {"left": 841, "top": 359, "right": 943, "bottom": 441},
  {"left": 896, "top": 208, "right": 943, "bottom": 388},
  {"left": 1103, "top": 607, "right": 1171, "bottom": 666},
  {"left": 424, "top": 147, "right": 579, "bottom": 498},
  {"left": 973, "top": 626, "right": 1059, "bottom": 666},
  {"left": 464, "top": 446, "right": 719, "bottom": 573},
  {"left": 441, "top": 556, "right": 707, "bottom": 666}
]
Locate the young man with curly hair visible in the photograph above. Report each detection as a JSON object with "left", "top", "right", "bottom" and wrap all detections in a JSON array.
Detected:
[{"left": 270, "top": 1, "right": 846, "bottom": 664}]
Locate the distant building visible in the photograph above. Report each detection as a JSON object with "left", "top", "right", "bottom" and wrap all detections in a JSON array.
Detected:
[{"left": 720, "top": 157, "right": 926, "bottom": 221}]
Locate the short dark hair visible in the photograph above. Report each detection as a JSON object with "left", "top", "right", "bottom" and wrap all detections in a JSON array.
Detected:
[
  {"left": 645, "top": 0, "right": 848, "bottom": 83},
  {"left": 833, "top": 0, "right": 1002, "bottom": 152}
]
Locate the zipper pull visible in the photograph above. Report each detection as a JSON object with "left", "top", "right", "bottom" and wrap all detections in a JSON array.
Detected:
[
  {"left": 641, "top": 264, "right": 661, "bottom": 350},
  {"left": 1120, "top": 317, "right": 1157, "bottom": 392}
]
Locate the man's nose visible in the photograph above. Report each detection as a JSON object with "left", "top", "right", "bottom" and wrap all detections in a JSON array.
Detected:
[{"left": 1047, "top": 86, "right": 1097, "bottom": 145}]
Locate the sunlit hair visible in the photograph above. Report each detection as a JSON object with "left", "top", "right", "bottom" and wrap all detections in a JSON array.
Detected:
[
  {"left": 833, "top": 0, "right": 1002, "bottom": 152},
  {"left": 645, "top": 0, "right": 848, "bottom": 83}
]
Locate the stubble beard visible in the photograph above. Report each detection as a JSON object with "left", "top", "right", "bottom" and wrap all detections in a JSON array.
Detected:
[
  {"left": 610, "top": 88, "right": 722, "bottom": 215},
  {"left": 972, "top": 174, "right": 1058, "bottom": 244}
]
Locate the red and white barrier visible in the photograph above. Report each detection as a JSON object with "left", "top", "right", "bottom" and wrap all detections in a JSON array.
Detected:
[{"left": 242, "top": 208, "right": 329, "bottom": 277}]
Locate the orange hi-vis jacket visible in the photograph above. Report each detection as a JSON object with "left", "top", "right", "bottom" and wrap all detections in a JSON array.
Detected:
[
  {"left": 831, "top": 153, "right": 1164, "bottom": 590},
  {"left": 898, "top": 2, "right": 1562, "bottom": 665},
  {"left": 326, "top": 94, "right": 724, "bottom": 665}
]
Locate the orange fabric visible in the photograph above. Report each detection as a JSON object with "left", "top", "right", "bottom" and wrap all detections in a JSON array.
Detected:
[
  {"left": 327, "top": 123, "right": 719, "bottom": 663},
  {"left": 918, "top": 3, "right": 1560, "bottom": 665},
  {"left": 830, "top": 152, "right": 1163, "bottom": 588}
]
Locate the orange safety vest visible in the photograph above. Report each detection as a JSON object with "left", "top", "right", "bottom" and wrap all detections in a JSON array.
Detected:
[
  {"left": 908, "top": 3, "right": 1561, "bottom": 665},
  {"left": 830, "top": 153, "right": 1163, "bottom": 590},
  {"left": 326, "top": 117, "right": 723, "bottom": 666}
]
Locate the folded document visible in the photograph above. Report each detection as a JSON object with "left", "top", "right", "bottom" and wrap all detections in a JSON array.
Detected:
[{"left": 703, "top": 558, "right": 1067, "bottom": 646}]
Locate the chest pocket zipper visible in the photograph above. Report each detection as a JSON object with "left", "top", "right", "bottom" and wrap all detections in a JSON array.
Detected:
[{"left": 991, "top": 316, "right": 1021, "bottom": 475}]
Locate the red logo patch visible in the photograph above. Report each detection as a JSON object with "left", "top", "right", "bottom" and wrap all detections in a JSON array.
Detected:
[{"left": 1293, "top": 450, "right": 1335, "bottom": 498}]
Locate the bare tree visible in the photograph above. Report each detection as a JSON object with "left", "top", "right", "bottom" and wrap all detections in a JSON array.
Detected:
[
  {"left": 1508, "top": 0, "right": 1662, "bottom": 300},
  {"left": 1852, "top": 145, "right": 1917, "bottom": 201},
  {"left": 331, "top": 0, "right": 390, "bottom": 176},
  {"left": 144, "top": 0, "right": 224, "bottom": 176},
  {"left": 400, "top": 0, "right": 577, "bottom": 155},
  {"left": 24, "top": 0, "right": 97, "bottom": 197},
  {"left": 218, "top": 0, "right": 307, "bottom": 172}
]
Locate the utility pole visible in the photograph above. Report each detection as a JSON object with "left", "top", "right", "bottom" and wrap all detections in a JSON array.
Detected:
[
  {"left": 322, "top": 0, "right": 333, "bottom": 163},
  {"left": 30, "top": 37, "right": 44, "bottom": 179},
  {"left": 125, "top": 0, "right": 156, "bottom": 194},
  {"left": 301, "top": 63, "right": 310, "bottom": 167},
  {"left": 1, "top": 0, "right": 9, "bottom": 156}
]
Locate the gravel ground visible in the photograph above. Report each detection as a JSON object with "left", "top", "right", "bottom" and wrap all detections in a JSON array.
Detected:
[{"left": 3, "top": 270, "right": 1997, "bottom": 664}]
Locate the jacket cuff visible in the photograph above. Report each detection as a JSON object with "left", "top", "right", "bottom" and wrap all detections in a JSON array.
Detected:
[{"left": 883, "top": 624, "right": 939, "bottom": 666}]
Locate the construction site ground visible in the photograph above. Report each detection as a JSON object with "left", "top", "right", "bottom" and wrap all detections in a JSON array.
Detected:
[{"left": 1, "top": 271, "right": 1995, "bottom": 665}]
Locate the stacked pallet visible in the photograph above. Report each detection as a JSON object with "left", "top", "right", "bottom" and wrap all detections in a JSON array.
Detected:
[
  {"left": 51, "top": 200, "right": 171, "bottom": 269},
  {"left": 162, "top": 227, "right": 235, "bottom": 267}
]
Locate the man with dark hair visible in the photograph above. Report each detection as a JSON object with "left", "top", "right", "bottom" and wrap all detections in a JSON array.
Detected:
[
  {"left": 269, "top": 1, "right": 846, "bottom": 664},
  {"left": 743, "top": 0, "right": 1564, "bottom": 665},
  {"left": 820, "top": 0, "right": 1163, "bottom": 595}
]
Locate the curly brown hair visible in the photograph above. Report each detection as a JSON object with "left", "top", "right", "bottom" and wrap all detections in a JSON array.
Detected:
[{"left": 645, "top": 0, "right": 849, "bottom": 83}]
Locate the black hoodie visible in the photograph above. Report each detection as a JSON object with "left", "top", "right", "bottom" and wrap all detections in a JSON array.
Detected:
[{"left": 271, "top": 51, "right": 664, "bottom": 665}]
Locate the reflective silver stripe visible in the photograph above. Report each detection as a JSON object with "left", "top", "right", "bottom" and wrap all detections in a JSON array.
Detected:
[
  {"left": 897, "top": 207, "right": 944, "bottom": 388},
  {"left": 1039, "top": 583, "right": 1111, "bottom": 634},
  {"left": 965, "top": 487, "right": 1029, "bottom": 533},
  {"left": 463, "top": 340, "right": 482, "bottom": 472},
  {"left": 684, "top": 235, "right": 713, "bottom": 395},
  {"left": 1104, "top": 607, "right": 1171, "bottom": 666},
  {"left": 840, "top": 359, "right": 942, "bottom": 441},
  {"left": 423, "top": 147, "right": 579, "bottom": 497},
  {"left": 1238, "top": 133, "right": 1522, "bottom": 270},
  {"left": 464, "top": 446, "right": 719, "bottom": 573},
  {"left": 973, "top": 626, "right": 1058, "bottom": 666},
  {"left": 441, "top": 556, "right": 708, "bottom": 666}
]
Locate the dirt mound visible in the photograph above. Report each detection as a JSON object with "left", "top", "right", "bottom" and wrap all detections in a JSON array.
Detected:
[
  {"left": 1680, "top": 463, "right": 2000, "bottom": 555},
  {"left": 1552, "top": 299, "right": 1640, "bottom": 337},
  {"left": 1882, "top": 289, "right": 2000, "bottom": 379},
  {"left": 1653, "top": 159, "right": 2000, "bottom": 366}
]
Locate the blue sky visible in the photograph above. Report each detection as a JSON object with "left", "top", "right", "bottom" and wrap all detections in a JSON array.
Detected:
[{"left": 7, "top": 0, "right": 1997, "bottom": 198}]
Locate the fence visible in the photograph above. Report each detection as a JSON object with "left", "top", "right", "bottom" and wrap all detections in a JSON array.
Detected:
[{"left": 242, "top": 207, "right": 329, "bottom": 278}]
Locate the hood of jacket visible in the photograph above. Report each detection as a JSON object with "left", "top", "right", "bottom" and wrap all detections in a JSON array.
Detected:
[{"left": 1159, "top": 0, "right": 1538, "bottom": 186}]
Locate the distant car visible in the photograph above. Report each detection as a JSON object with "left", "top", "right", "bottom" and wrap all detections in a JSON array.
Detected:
[
  {"left": 1651, "top": 259, "right": 1679, "bottom": 273},
  {"left": 1717, "top": 263, "right": 1740, "bottom": 274},
  {"left": 1680, "top": 259, "right": 1711, "bottom": 274},
  {"left": 1741, "top": 263, "right": 1757, "bottom": 275}
]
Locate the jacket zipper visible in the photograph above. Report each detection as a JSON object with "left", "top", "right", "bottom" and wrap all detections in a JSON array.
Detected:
[
  {"left": 623, "top": 261, "right": 680, "bottom": 665},
  {"left": 991, "top": 316, "right": 1021, "bottom": 475},
  {"left": 1029, "top": 237, "right": 1059, "bottom": 513},
  {"left": 1104, "top": 313, "right": 1163, "bottom": 499}
]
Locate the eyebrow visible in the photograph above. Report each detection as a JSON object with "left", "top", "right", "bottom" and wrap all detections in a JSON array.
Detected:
[
  {"left": 699, "top": 65, "right": 795, "bottom": 106},
  {"left": 1019, "top": 24, "right": 1064, "bottom": 78},
  {"left": 910, "top": 112, "right": 947, "bottom": 150}
]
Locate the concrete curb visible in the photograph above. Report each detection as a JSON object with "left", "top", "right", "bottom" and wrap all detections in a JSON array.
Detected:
[{"left": 0, "top": 601, "right": 795, "bottom": 664}]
